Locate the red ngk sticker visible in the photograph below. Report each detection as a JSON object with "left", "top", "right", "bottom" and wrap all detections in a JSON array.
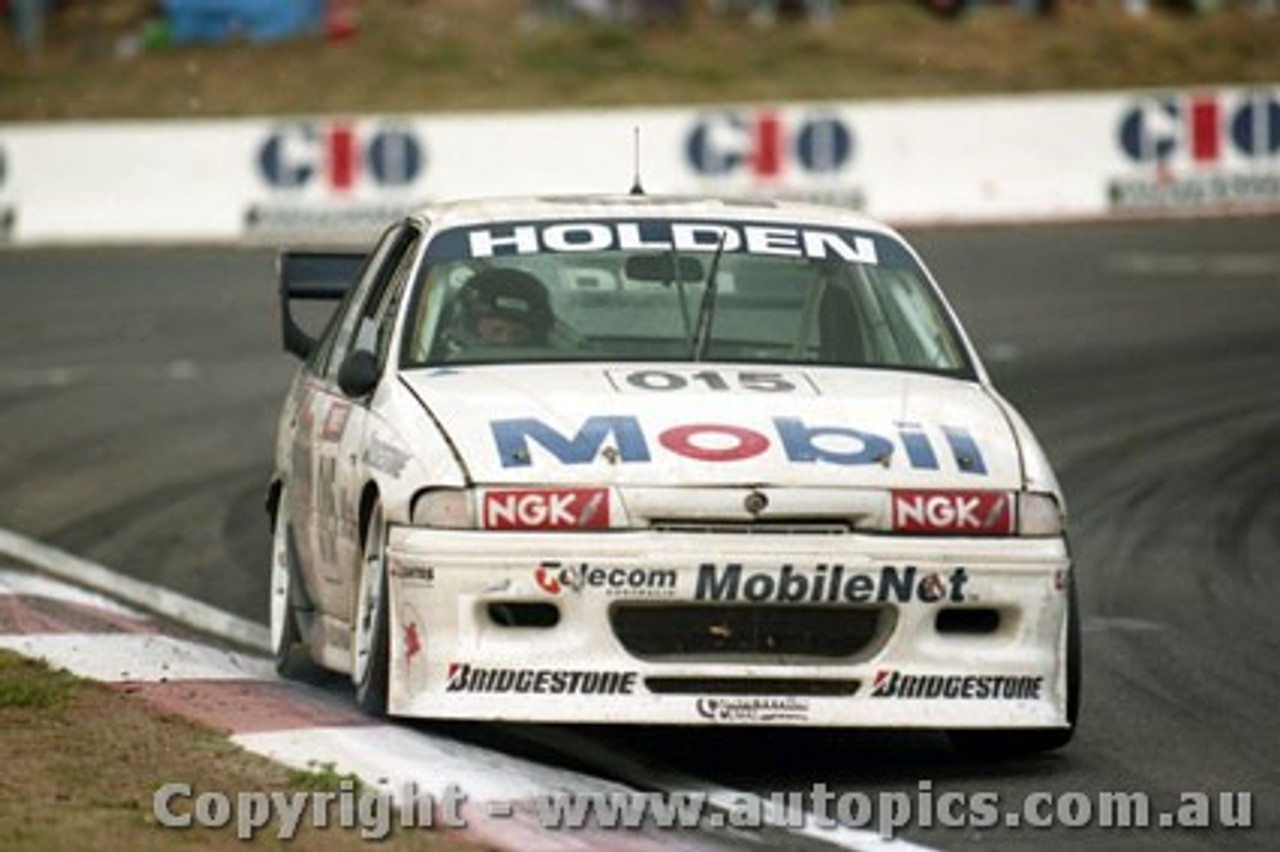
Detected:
[
  {"left": 482, "top": 488, "right": 609, "bottom": 530},
  {"left": 892, "top": 490, "right": 1013, "bottom": 535}
]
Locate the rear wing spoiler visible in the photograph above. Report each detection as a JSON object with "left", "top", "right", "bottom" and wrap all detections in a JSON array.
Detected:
[{"left": 277, "top": 249, "right": 367, "bottom": 359}]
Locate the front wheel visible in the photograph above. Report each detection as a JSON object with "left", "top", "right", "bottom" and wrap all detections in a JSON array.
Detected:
[
  {"left": 269, "top": 490, "right": 316, "bottom": 679},
  {"left": 352, "top": 501, "right": 390, "bottom": 715}
]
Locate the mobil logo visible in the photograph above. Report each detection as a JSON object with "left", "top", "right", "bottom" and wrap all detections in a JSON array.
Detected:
[
  {"left": 258, "top": 121, "right": 424, "bottom": 191},
  {"left": 686, "top": 110, "right": 854, "bottom": 178},
  {"left": 491, "top": 415, "right": 989, "bottom": 474},
  {"left": 1118, "top": 92, "right": 1280, "bottom": 167}
]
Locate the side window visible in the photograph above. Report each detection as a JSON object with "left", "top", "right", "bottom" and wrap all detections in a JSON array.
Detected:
[
  {"left": 325, "top": 225, "right": 419, "bottom": 382},
  {"left": 371, "top": 233, "right": 422, "bottom": 366},
  {"left": 306, "top": 262, "right": 376, "bottom": 379}
]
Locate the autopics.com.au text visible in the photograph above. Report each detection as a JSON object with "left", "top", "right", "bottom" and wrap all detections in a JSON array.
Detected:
[{"left": 152, "top": 779, "right": 1253, "bottom": 841}]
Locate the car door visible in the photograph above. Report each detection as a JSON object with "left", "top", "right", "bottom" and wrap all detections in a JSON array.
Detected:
[
  {"left": 284, "top": 253, "right": 377, "bottom": 613},
  {"left": 311, "top": 224, "right": 422, "bottom": 619}
]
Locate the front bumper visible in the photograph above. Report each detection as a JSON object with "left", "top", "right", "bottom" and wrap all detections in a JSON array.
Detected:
[{"left": 384, "top": 527, "right": 1071, "bottom": 729}]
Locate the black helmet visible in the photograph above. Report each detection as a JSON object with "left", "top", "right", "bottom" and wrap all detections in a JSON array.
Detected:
[{"left": 454, "top": 268, "right": 553, "bottom": 344}]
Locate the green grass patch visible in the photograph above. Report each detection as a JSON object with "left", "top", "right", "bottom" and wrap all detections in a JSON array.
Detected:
[{"left": 0, "top": 651, "right": 79, "bottom": 711}]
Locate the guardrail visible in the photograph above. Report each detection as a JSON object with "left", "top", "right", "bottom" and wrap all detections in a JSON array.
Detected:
[{"left": 1, "top": 84, "right": 1277, "bottom": 244}]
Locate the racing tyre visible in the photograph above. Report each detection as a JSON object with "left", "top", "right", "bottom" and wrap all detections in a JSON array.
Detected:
[
  {"left": 353, "top": 501, "right": 391, "bottom": 715},
  {"left": 947, "top": 581, "right": 1081, "bottom": 758},
  {"left": 269, "top": 490, "right": 317, "bottom": 679}
]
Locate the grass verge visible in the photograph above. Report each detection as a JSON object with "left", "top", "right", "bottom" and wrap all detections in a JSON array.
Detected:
[{"left": 0, "top": 650, "right": 469, "bottom": 851}]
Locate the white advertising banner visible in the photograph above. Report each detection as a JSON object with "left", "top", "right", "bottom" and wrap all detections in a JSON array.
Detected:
[{"left": 0, "top": 84, "right": 1276, "bottom": 245}]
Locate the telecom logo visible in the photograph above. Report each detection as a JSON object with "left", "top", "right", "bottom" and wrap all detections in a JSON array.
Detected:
[
  {"left": 1111, "top": 90, "right": 1280, "bottom": 211},
  {"left": 257, "top": 121, "right": 425, "bottom": 191},
  {"left": 533, "top": 561, "right": 677, "bottom": 598},
  {"left": 686, "top": 111, "right": 854, "bottom": 179}
]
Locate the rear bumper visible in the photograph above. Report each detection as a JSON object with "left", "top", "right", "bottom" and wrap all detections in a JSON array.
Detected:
[{"left": 384, "top": 527, "right": 1071, "bottom": 729}]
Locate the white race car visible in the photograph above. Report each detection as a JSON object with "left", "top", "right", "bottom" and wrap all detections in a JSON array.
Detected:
[{"left": 268, "top": 195, "right": 1078, "bottom": 754}]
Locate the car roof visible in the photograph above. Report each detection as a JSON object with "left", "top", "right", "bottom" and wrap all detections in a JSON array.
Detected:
[{"left": 405, "top": 194, "right": 905, "bottom": 239}]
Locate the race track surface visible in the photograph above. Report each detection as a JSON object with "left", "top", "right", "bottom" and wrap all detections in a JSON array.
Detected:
[{"left": 1, "top": 218, "right": 1277, "bottom": 850}]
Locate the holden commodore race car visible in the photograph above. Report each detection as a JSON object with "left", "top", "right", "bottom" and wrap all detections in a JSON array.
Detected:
[{"left": 268, "top": 194, "right": 1079, "bottom": 754}]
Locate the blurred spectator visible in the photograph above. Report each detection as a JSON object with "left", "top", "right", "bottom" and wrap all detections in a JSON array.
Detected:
[
  {"left": 1179, "top": 0, "right": 1275, "bottom": 12},
  {"left": 159, "top": 0, "right": 324, "bottom": 46},
  {"left": 711, "top": 0, "right": 838, "bottom": 27},
  {"left": 523, "top": 0, "right": 617, "bottom": 26},
  {"left": 1012, "top": 0, "right": 1058, "bottom": 13},
  {"left": 621, "top": 0, "right": 688, "bottom": 24},
  {"left": 523, "top": 0, "right": 687, "bottom": 27},
  {"left": 925, "top": 0, "right": 1059, "bottom": 16},
  {"left": 9, "top": 0, "right": 48, "bottom": 53},
  {"left": 923, "top": 0, "right": 970, "bottom": 17}
]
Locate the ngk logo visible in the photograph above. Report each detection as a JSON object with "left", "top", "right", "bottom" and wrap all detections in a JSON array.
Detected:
[
  {"left": 482, "top": 488, "right": 609, "bottom": 530},
  {"left": 892, "top": 490, "right": 1013, "bottom": 535}
]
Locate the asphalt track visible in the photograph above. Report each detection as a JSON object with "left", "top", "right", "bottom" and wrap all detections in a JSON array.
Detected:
[{"left": 1, "top": 217, "right": 1277, "bottom": 850}]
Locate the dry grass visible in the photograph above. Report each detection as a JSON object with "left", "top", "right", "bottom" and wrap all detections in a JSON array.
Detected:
[
  {"left": 0, "top": 651, "right": 467, "bottom": 851},
  {"left": 0, "top": 0, "right": 1277, "bottom": 121}
]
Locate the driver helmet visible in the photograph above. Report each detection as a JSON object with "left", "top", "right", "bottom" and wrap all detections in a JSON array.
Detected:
[{"left": 452, "top": 267, "right": 553, "bottom": 346}]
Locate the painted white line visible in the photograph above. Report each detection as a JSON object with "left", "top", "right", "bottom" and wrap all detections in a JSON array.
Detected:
[
  {"left": 1106, "top": 251, "right": 1280, "bottom": 278},
  {"left": 0, "top": 568, "right": 145, "bottom": 617},
  {"left": 0, "top": 365, "right": 84, "bottom": 388},
  {"left": 1083, "top": 616, "right": 1166, "bottom": 633},
  {"left": 0, "top": 632, "right": 274, "bottom": 682},
  {"left": 983, "top": 342, "right": 1022, "bottom": 364},
  {"left": 0, "top": 526, "right": 270, "bottom": 652},
  {"left": 234, "top": 724, "right": 639, "bottom": 803}
]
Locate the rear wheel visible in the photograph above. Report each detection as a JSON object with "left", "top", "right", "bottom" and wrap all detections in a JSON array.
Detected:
[
  {"left": 269, "top": 489, "right": 316, "bottom": 679},
  {"left": 353, "top": 501, "right": 390, "bottom": 715},
  {"left": 948, "top": 580, "right": 1081, "bottom": 757}
]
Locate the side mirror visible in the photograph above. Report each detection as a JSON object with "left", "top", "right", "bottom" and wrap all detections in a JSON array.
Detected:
[{"left": 337, "top": 349, "right": 380, "bottom": 398}]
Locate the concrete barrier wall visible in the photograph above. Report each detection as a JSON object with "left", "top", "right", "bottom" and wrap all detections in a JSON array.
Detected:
[{"left": 1, "top": 84, "right": 1277, "bottom": 245}]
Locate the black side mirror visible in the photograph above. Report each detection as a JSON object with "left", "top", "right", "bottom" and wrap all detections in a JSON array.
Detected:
[{"left": 337, "top": 349, "right": 380, "bottom": 398}]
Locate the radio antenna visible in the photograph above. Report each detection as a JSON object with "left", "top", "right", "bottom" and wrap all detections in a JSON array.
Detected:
[{"left": 629, "top": 126, "right": 645, "bottom": 196}]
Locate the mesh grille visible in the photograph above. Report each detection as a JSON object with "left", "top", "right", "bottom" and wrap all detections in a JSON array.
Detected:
[{"left": 610, "top": 603, "right": 892, "bottom": 663}]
